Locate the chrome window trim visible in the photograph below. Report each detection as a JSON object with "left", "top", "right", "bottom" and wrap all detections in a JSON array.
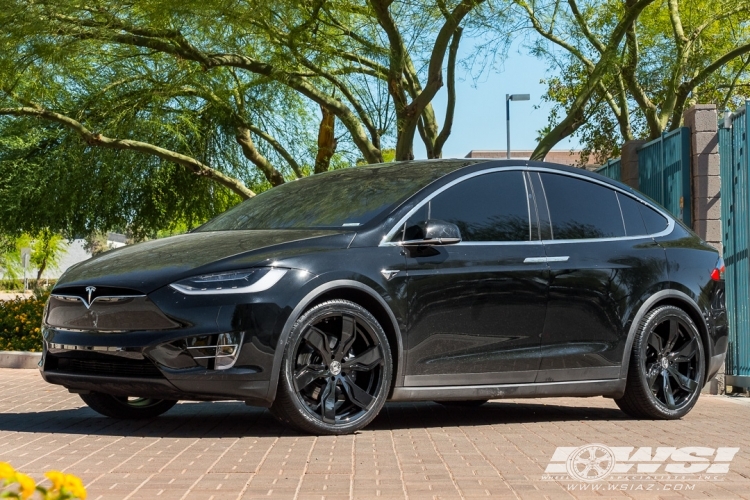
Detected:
[
  {"left": 453, "top": 240, "right": 544, "bottom": 246},
  {"left": 379, "top": 165, "right": 675, "bottom": 246}
]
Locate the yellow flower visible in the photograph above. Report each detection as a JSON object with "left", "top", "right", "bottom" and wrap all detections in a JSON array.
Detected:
[
  {"left": 45, "top": 470, "right": 65, "bottom": 490},
  {"left": 0, "top": 461, "right": 15, "bottom": 480},
  {"left": 14, "top": 472, "right": 35, "bottom": 500},
  {"left": 63, "top": 473, "right": 86, "bottom": 499}
]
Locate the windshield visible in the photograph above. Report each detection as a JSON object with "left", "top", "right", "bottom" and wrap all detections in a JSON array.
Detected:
[{"left": 197, "top": 161, "right": 479, "bottom": 231}]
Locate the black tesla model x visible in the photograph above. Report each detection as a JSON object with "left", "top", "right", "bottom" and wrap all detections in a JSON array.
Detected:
[{"left": 40, "top": 160, "right": 727, "bottom": 434}]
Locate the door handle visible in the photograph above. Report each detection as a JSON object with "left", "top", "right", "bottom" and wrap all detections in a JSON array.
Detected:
[
  {"left": 523, "top": 257, "right": 547, "bottom": 264},
  {"left": 523, "top": 256, "right": 570, "bottom": 264},
  {"left": 547, "top": 256, "right": 570, "bottom": 262}
]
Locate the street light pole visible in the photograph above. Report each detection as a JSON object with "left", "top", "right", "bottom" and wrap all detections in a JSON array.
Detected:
[{"left": 506, "top": 93, "right": 530, "bottom": 160}]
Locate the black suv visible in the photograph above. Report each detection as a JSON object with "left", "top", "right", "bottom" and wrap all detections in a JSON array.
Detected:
[{"left": 41, "top": 160, "right": 727, "bottom": 434}]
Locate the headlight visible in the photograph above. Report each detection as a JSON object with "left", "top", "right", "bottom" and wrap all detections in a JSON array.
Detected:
[{"left": 170, "top": 268, "right": 287, "bottom": 295}]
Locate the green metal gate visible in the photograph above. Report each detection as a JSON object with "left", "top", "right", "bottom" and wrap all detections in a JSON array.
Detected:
[
  {"left": 637, "top": 128, "right": 692, "bottom": 225},
  {"left": 594, "top": 158, "right": 622, "bottom": 181},
  {"left": 720, "top": 101, "right": 750, "bottom": 387}
]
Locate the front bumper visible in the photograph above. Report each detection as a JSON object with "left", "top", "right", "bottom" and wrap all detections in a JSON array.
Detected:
[{"left": 40, "top": 327, "right": 276, "bottom": 406}]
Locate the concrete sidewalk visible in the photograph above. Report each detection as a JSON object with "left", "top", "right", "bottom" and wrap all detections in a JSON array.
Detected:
[{"left": 0, "top": 368, "right": 748, "bottom": 499}]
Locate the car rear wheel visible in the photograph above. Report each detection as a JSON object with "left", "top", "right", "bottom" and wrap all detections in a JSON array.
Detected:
[
  {"left": 80, "top": 393, "right": 177, "bottom": 419},
  {"left": 271, "top": 300, "right": 392, "bottom": 435},
  {"left": 616, "top": 305, "right": 705, "bottom": 419}
]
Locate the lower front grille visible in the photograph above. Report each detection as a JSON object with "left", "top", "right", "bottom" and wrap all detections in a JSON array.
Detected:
[{"left": 53, "top": 357, "right": 164, "bottom": 378}]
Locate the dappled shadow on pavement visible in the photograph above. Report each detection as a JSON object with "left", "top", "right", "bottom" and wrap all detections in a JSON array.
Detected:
[{"left": 0, "top": 398, "right": 629, "bottom": 438}]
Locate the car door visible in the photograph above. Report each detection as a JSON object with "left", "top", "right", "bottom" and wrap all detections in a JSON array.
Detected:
[
  {"left": 534, "top": 171, "right": 668, "bottom": 382},
  {"left": 399, "top": 169, "right": 549, "bottom": 387}
]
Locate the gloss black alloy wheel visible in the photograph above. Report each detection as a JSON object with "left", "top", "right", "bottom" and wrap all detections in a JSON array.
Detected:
[
  {"left": 271, "top": 300, "right": 392, "bottom": 435},
  {"left": 79, "top": 392, "right": 177, "bottom": 419},
  {"left": 616, "top": 305, "right": 705, "bottom": 419}
]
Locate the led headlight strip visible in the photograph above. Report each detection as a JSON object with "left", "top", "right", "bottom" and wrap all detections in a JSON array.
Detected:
[{"left": 170, "top": 268, "right": 287, "bottom": 295}]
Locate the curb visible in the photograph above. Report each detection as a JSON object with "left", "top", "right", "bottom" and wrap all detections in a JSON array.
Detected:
[{"left": 0, "top": 351, "right": 41, "bottom": 369}]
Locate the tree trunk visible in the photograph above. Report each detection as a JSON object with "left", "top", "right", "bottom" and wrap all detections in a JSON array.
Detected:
[{"left": 315, "top": 105, "right": 338, "bottom": 173}]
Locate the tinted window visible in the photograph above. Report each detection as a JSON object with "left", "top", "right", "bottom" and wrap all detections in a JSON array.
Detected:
[
  {"left": 617, "top": 193, "right": 648, "bottom": 236},
  {"left": 399, "top": 171, "right": 531, "bottom": 242},
  {"left": 198, "top": 161, "right": 477, "bottom": 230},
  {"left": 639, "top": 203, "right": 669, "bottom": 234},
  {"left": 540, "top": 173, "right": 625, "bottom": 239}
]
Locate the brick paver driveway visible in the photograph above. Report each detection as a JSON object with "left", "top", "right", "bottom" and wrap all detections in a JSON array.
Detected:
[{"left": 1, "top": 368, "right": 749, "bottom": 499}]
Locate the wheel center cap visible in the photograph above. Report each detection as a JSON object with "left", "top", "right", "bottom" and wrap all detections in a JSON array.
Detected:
[
  {"left": 330, "top": 360, "right": 342, "bottom": 376},
  {"left": 661, "top": 357, "right": 669, "bottom": 369}
]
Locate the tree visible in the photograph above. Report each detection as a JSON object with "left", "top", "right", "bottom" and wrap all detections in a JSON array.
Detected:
[
  {"left": 0, "top": 0, "right": 510, "bottom": 238},
  {"left": 522, "top": 0, "right": 750, "bottom": 162},
  {"left": 30, "top": 230, "right": 67, "bottom": 280},
  {"left": 0, "top": 231, "right": 67, "bottom": 282}
]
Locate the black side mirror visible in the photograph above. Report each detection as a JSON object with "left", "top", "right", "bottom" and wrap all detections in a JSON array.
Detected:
[{"left": 400, "top": 219, "right": 462, "bottom": 246}]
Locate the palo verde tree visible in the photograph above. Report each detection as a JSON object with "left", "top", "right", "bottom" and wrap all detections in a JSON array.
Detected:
[
  {"left": 0, "top": 0, "right": 511, "bottom": 238},
  {"left": 520, "top": 0, "right": 750, "bottom": 162}
]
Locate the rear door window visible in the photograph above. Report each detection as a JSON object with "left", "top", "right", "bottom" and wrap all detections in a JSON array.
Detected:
[{"left": 539, "top": 173, "right": 625, "bottom": 240}]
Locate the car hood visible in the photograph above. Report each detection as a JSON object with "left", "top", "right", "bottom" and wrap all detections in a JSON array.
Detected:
[{"left": 55, "top": 229, "right": 353, "bottom": 293}]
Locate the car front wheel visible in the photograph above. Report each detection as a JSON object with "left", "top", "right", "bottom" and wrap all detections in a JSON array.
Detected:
[
  {"left": 80, "top": 393, "right": 177, "bottom": 419},
  {"left": 271, "top": 300, "right": 392, "bottom": 435},
  {"left": 616, "top": 305, "right": 705, "bottom": 419}
]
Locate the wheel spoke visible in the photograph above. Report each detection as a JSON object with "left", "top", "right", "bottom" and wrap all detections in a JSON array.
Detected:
[
  {"left": 304, "top": 327, "right": 332, "bottom": 365},
  {"left": 294, "top": 366, "right": 328, "bottom": 391},
  {"left": 662, "top": 370, "right": 676, "bottom": 408},
  {"left": 341, "top": 374, "right": 375, "bottom": 409},
  {"left": 319, "top": 377, "right": 337, "bottom": 423},
  {"left": 667, "top": 366, "right": 698, "bottom": 392},
  {"left": 648, "top": 332, "right": 663, "bottom": 353},
  {"left": 670, "top": 337, "right": 698, "bottom": 363},
  {"left": 342, "top": 346, "right": 383, "bottom": 371},
  {"left": 665, "top": 319, "right": 680, "bottom": 352},
  {"left": 647, "top": 363, "right": 661, "bottom": 390},
  {"left": 334, "top": 315, "right": 357, "bottom": 361}
]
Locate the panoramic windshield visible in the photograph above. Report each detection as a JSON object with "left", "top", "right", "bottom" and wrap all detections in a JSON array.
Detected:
[{"left": 197, "top": 161, "right": 478, "bottom": 231}]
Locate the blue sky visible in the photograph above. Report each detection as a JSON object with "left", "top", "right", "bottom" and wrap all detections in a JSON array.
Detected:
[{"left": 416, "top": 42, "right": 583, "bottom": 159}]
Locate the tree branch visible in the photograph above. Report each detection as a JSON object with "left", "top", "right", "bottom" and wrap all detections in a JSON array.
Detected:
[
  {"left": 0, "top": 106, "right": 255, "bottom": 199},
  {"left": 669, "top": 40, "right": 750, "bottom": 130},
  {"left": 434, "top": 27, "right": 462, "bottom": 157}
]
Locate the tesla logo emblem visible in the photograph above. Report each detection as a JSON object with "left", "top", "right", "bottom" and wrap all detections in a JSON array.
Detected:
[{"left": 85, "top": 286, "right": 96, "bottom": 306}]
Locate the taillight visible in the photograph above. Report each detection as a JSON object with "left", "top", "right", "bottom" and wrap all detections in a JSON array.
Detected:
[{"left": 711, "top": 257, "right": 725, "bottom": 281}]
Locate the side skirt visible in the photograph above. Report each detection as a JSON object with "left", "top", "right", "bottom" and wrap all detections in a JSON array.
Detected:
[{"left": 389, "top": 378, "right": 626, "bottom": 402}]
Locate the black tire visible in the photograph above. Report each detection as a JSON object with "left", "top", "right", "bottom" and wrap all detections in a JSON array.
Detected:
[
  {"left": 435, "top": 400, "right": 489, "bottom": 407},
  {"left": 615, "top": 305, "right": 705, "bottom": 419},
  {"left": 270, "top": 300, "right": 392, "bottom": 435},
  {"left": 80, "top": 393, "right": 177, "bottom": 419}
]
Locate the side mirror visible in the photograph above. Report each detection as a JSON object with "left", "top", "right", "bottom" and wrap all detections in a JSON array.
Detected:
[{"left": 400, "top": 219, "right": 462, "bottom": 246}]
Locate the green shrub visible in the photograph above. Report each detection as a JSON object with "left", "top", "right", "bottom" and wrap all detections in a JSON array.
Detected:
[{"left": 0, "top": 290, "right": 48, "bottom": 352}]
